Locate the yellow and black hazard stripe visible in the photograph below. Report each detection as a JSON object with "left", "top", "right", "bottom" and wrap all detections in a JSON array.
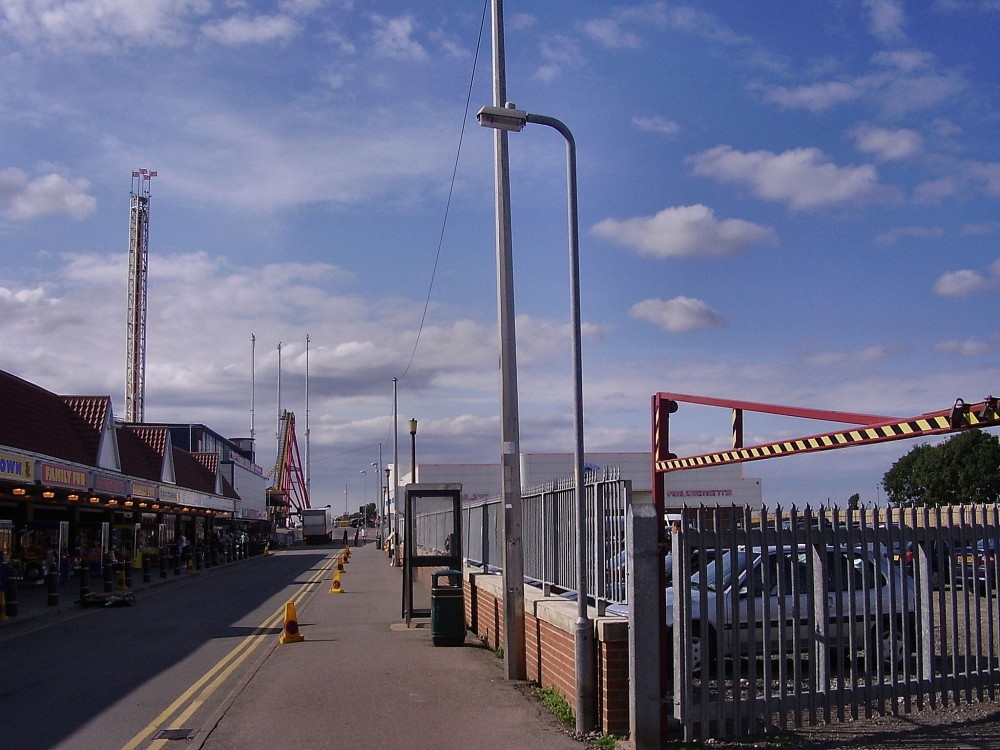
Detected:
[{"left": 657, "top": 397, "right": 1000, "bottom": 473}]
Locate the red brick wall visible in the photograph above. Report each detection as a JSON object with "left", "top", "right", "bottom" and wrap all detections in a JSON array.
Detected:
[{"left": 464, "top": 572, "right": 630, "bottom": 737}]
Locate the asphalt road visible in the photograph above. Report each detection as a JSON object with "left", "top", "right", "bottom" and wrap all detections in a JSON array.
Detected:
[{"left": 1, "top": 548, "right": 332, "bottom": 749}]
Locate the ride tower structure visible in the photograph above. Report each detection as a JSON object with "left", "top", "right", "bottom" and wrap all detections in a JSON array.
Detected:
[{"left": 125, "top": 168, "right": 156, "bottom": 423}]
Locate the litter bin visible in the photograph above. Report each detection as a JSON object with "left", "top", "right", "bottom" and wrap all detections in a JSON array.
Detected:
[{"left": 430, "top": 569, "right": 465, "bottom": 647}]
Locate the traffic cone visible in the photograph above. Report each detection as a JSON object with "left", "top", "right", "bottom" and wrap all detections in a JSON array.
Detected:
[
  {"left": 342, "top": 546, "right": 351, "bottom": 562},
  {"left": 336, "top": 557, "right": 345, "bottom": 572},
  {"left": 279, "top": 601, "right": 305, "bottom": 643},
  {"left": 329, "top": 570, "right": 344, "bottom": 594}
]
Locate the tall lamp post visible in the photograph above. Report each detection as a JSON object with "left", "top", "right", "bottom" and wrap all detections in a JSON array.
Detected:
[
  {"left": 408, "top": 418, "right": 418, "bottom": 483},
  {"left": 476, "top": 102, "right": 593, "bottom": 733},
  {"left": 360, "top": 469, "right": 367, "bottom": 521}
]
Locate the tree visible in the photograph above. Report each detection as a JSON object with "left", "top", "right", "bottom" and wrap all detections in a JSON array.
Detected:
[{"left": 882, "top": 429, "right": 1000, "bottom": 506}]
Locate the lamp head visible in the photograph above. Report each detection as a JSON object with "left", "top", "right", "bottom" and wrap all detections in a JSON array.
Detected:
[
  {"left": 477, "top": 103, "right": 528, "bottom": 132},
  {"left": 409, "top": 418, "right": 418, "bottom": 435}
]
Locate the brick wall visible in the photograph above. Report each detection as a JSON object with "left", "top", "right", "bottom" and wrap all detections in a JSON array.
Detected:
[{"left": 466, "top": 569, "right": 630, "bottom": 737}]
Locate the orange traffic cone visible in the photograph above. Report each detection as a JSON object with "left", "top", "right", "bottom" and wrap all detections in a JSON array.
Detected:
[
  {"left": 329, "top": 570, "right": 344, "bottom": 594},
  {"left": 279, "top": 601, "right": 305, "bottom": 643}
]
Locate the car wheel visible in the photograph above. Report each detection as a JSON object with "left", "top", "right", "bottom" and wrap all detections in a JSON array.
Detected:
[
  {"left": 871, "top": 619, "right": 909, "bottom": 673},
  {"left": 690, "top": 624, "right": 718, "bottom": 677}
]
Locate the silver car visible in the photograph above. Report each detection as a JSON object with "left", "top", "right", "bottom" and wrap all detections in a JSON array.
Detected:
[{"left": 666, "top": 544, "right": 917, "bottom": 675}]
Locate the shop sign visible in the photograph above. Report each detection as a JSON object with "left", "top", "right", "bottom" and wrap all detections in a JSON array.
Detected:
[
  {"left": 159, "top": 486, "right": 180, "bottom": 504},
  {"left": 93, "top": 473, "right": 128, "bottom": 495},
  {"left": 130, "top": 481, "right": 157, "bottom": 500},
  {"left": 0, "top": 452, "right": 33, "bottom": 481},
  {"left": 38, "top": 461, "right": 89, "bottom": 490}
]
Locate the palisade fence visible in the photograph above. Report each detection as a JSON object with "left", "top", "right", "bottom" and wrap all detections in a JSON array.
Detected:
[
  {"left": 413, "top": 468, "right": 631, "bottom": 614},
  {"left": 673, "top": 503, "right": 1000, "bottom": 742}
]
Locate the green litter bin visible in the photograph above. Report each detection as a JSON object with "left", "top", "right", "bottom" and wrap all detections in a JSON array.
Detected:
[{"left": 430, "top": 569, "right": 465, "bottom": 646}]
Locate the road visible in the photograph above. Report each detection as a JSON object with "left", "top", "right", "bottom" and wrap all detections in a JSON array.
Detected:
[{"left": 1, "top": 548, "right": 333, "bottom": 749}]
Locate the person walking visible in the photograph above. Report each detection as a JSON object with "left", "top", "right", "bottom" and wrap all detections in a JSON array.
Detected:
[
  {"left": 353, "top": 525, "right": 360, "bottom": 547},
  {"left": 360, "top": 526, "right": 367, "bottom": 545}
]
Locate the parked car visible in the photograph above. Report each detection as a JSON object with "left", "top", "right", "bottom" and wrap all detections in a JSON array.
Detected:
[
  {"left": 958, "top": 539, "right": 999, "bottom": 595},
  {"left": 665, "top": 544, "right": 917, "bottom": 675}
]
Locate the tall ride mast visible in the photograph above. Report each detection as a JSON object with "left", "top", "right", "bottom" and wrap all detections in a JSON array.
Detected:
[{"left": 125, "top": 168, "right": 156, "bottom": 423}]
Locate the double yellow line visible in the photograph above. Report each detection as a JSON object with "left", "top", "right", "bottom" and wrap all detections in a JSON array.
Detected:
[{"left": 121, "top": 555, "right": 335, "bottom": 750}]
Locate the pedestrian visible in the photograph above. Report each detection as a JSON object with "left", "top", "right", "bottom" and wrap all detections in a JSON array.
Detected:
[
  {"left": 353, "top": 525, "right": 360, "bottom": 547},
  {"left": 360, "top": 526, "right": 367, "bottom": 545},
  {"left": 342, "top": 527, "right": 348, "bottom": 545},
  {"left": 177, "top": 532, "right": 188, "bottom": 562}
]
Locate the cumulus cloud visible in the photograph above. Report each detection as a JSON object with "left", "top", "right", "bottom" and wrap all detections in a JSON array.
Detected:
[
  {"left": 632, "top": 115, "right": 680, "bottom": 135},
  {"left": 933, "top": 259, "right": 1000, "bottom": 297},
  {"left": 934, "top": 338, "right": 993, "bottom": 357},
  {"left": 202, "top": 14, "right": 299, "bottom": 45},
  {"left": 763, "top": 81, "right": 862, "bottom": 113},
  {"left": 581, "top": 18, "right": 641, "bottom": 49},
  {"left": 852, "top": 124, "right": 924, "bottom": 161},
  {"left": 873, "top": 225, "right": 944, "bottom": 245},
  {"left": 0, "top": 0, "right": 207, "bottom": 51},
  {"left": 863, "top": 0, "right": 907, "bottom": 43},
  {"left": 591, "top": 204, "right": 776, "bottom": 258},
  {"left": 0, "top": 168, "right": 97, "bottom": 220},
  {"left": 369, "top": 14, "right": 427, "bottom": 61},
  {"left": 686, "top": 145, "right": 880, "bottom": 210},
  {"left": 629, "top": 296, "right": 726, "bottom": 333},
  {"left": 534, "top": 34, "right": 584, "bottom": 82}
]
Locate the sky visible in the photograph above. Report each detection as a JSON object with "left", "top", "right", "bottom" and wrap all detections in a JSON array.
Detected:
[{"left": 1, "top": 0, "right": 998, "bottom": 513}]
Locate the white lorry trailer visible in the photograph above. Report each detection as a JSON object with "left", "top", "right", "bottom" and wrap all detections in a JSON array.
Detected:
[{"left": 301, "top": 507, "right": 334, "bottom": 543}]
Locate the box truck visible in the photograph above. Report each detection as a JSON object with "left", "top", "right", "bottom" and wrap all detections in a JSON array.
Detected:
[{"left": 301, "top": 507, "right": 334, "bottom": 543}]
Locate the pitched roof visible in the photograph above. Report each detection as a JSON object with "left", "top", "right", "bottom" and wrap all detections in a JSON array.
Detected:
[
  {"left": 172, "top": 447, "right": 217, "bottom": 494},
  {"left": 0, "top": 370, "right": 100, "bottom": 465}
]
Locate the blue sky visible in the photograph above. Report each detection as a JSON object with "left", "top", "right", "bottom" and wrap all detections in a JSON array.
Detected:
[{"left": 1, "top": 0, "right": 998, "bottom": 511}]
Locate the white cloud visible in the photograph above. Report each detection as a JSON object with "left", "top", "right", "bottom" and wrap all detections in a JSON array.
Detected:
[
  {"left": 534, "top": 34, "right": 584, "bottom": 82},
  {"left": 369, "top": 14, "right": 427, "bottom": 61},
  {"left": 934, "top": 338, "right": 993, "bottom": 357},
  {"left": 863, "top": 0, "right": 907, "bottom": 43},
  {"left": 629, "top": 296, "right": 726, "bottom": 333},
  {"left": 0, "top": 0, "right": 208, "bottom": 51},
  {"left": 852, "top": 124, "right": 923, "bottom": 161},
  {"left": 873, "top": 225, "right": 944, "bottom": 245},
  {"left": 933, "top": 259, "right": 1000, "bottom": 297},
  {"left": 965, "top": 161, "right": 1000, "bottom": 196},
  {"left": 687, "top": 145, "right": 880, "bottom": 210},
  {"left": 631, "top": 115, "right": 680, "bottom": 136},
  {"left": 763, "top": 81, "right": 861, "bottom": 113},
  {"left": 0, "top": 168, "right": 97, "bottom": 220},
  {"left": 805, "top": 346, "right": 889, "bottom": 368},
  {"left": 581, "top": 18, "right": 641, "bottom": 49},
  {"left": 591, "top": 204, "right": 776, "bottom": 258},
  {"left": 202, "top": 14, "right": 299, "bottom": 45}
]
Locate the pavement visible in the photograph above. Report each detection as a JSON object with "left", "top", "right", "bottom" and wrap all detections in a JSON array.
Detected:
[
  {"left": 1, "top": 544, "right": 590, "bottom": 750},
  {"left": 10, "top": 545, "right": 1000, "bottom": 750}
]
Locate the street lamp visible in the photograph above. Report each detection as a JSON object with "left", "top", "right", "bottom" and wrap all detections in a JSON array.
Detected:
[
  {"left": 477, "top": 102, "right": 593, "bottom": 733},
  {"left": 408, "top": 418, "right": 418, "bottom": 483},
  {"left": 360, "top": 469, "right": 367, "bottom": 519}
]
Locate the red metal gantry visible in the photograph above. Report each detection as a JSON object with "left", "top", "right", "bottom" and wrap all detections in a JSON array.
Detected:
[{"left": 267, "top": 410, "right": 311, "bottom": 521}]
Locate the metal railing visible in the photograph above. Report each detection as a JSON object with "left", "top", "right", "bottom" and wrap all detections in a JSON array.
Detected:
[
  {"left": 671, "top": 504, "right": 1000, "bottom": 741},
  {"left": 417, "top": 468, "right": 631, "bottom": 613}
]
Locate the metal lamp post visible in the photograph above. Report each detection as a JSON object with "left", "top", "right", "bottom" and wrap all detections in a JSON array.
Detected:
[
  {"left": 476, "top": 102, "right": 594, "bottom": 733},
  {"left": 408, "top": 418, "right": 418, "bottom": 483}
]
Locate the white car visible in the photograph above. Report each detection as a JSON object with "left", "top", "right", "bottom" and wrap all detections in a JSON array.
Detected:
[{"left": 666, "top": 544, "right": 917, "bottom": 675}]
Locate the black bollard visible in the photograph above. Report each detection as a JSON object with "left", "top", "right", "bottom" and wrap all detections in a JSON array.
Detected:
[
  {"left": 195, "top": 548, "right": 203, "bottom": 571},
  {"left": 142, "top": 554, "right": 151, "bottom": 584},
  {"left": 174, "top": 549, "right": 182, "bottom": 576},
  {"left": 79, "top": 564, "right": 90, "bottom": 599},
  {"left": 123, "top": 560, "right": 133, "bottom": 589},
  {"left": 159, "top": 549, "right": 168, "bottom": 579},
  {"left": 104, "top": 560, "right": 114, "bottom": 593},
  {"left": 5, "top": 572, "right": 18, "bottom": 617},
  {"left": 47, "top": 568, "right": 58, "bottom": 607}
]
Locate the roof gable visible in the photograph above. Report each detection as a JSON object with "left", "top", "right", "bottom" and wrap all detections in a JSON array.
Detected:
[{"left": 0, "top": 370, "right": 97, "bottom": 465}]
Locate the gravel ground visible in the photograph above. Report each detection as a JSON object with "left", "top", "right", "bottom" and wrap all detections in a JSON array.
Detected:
[{"left": 682, "top": 700, "right": 1000, "bottom": 750}]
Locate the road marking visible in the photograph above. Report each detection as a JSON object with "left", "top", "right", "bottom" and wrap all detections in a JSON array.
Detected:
[{"left": 121, "top": 556, "right": 335, "bottom": 750}]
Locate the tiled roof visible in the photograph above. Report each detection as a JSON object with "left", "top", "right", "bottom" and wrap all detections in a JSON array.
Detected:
[
  {"left": 172, "top": 447, "right": 215, "bottom": 493},
  {"left": 117, "top": 426, "right": 166, "bottom": 481},
  {"left": 121, "top": 425, "right": 172, "bottom": 482},
  {"left": 62, "top": 395, "right": 112, "bottom": 464},
  {"left": 0, "top": 370, "right": 99, "bottom": 465}
]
